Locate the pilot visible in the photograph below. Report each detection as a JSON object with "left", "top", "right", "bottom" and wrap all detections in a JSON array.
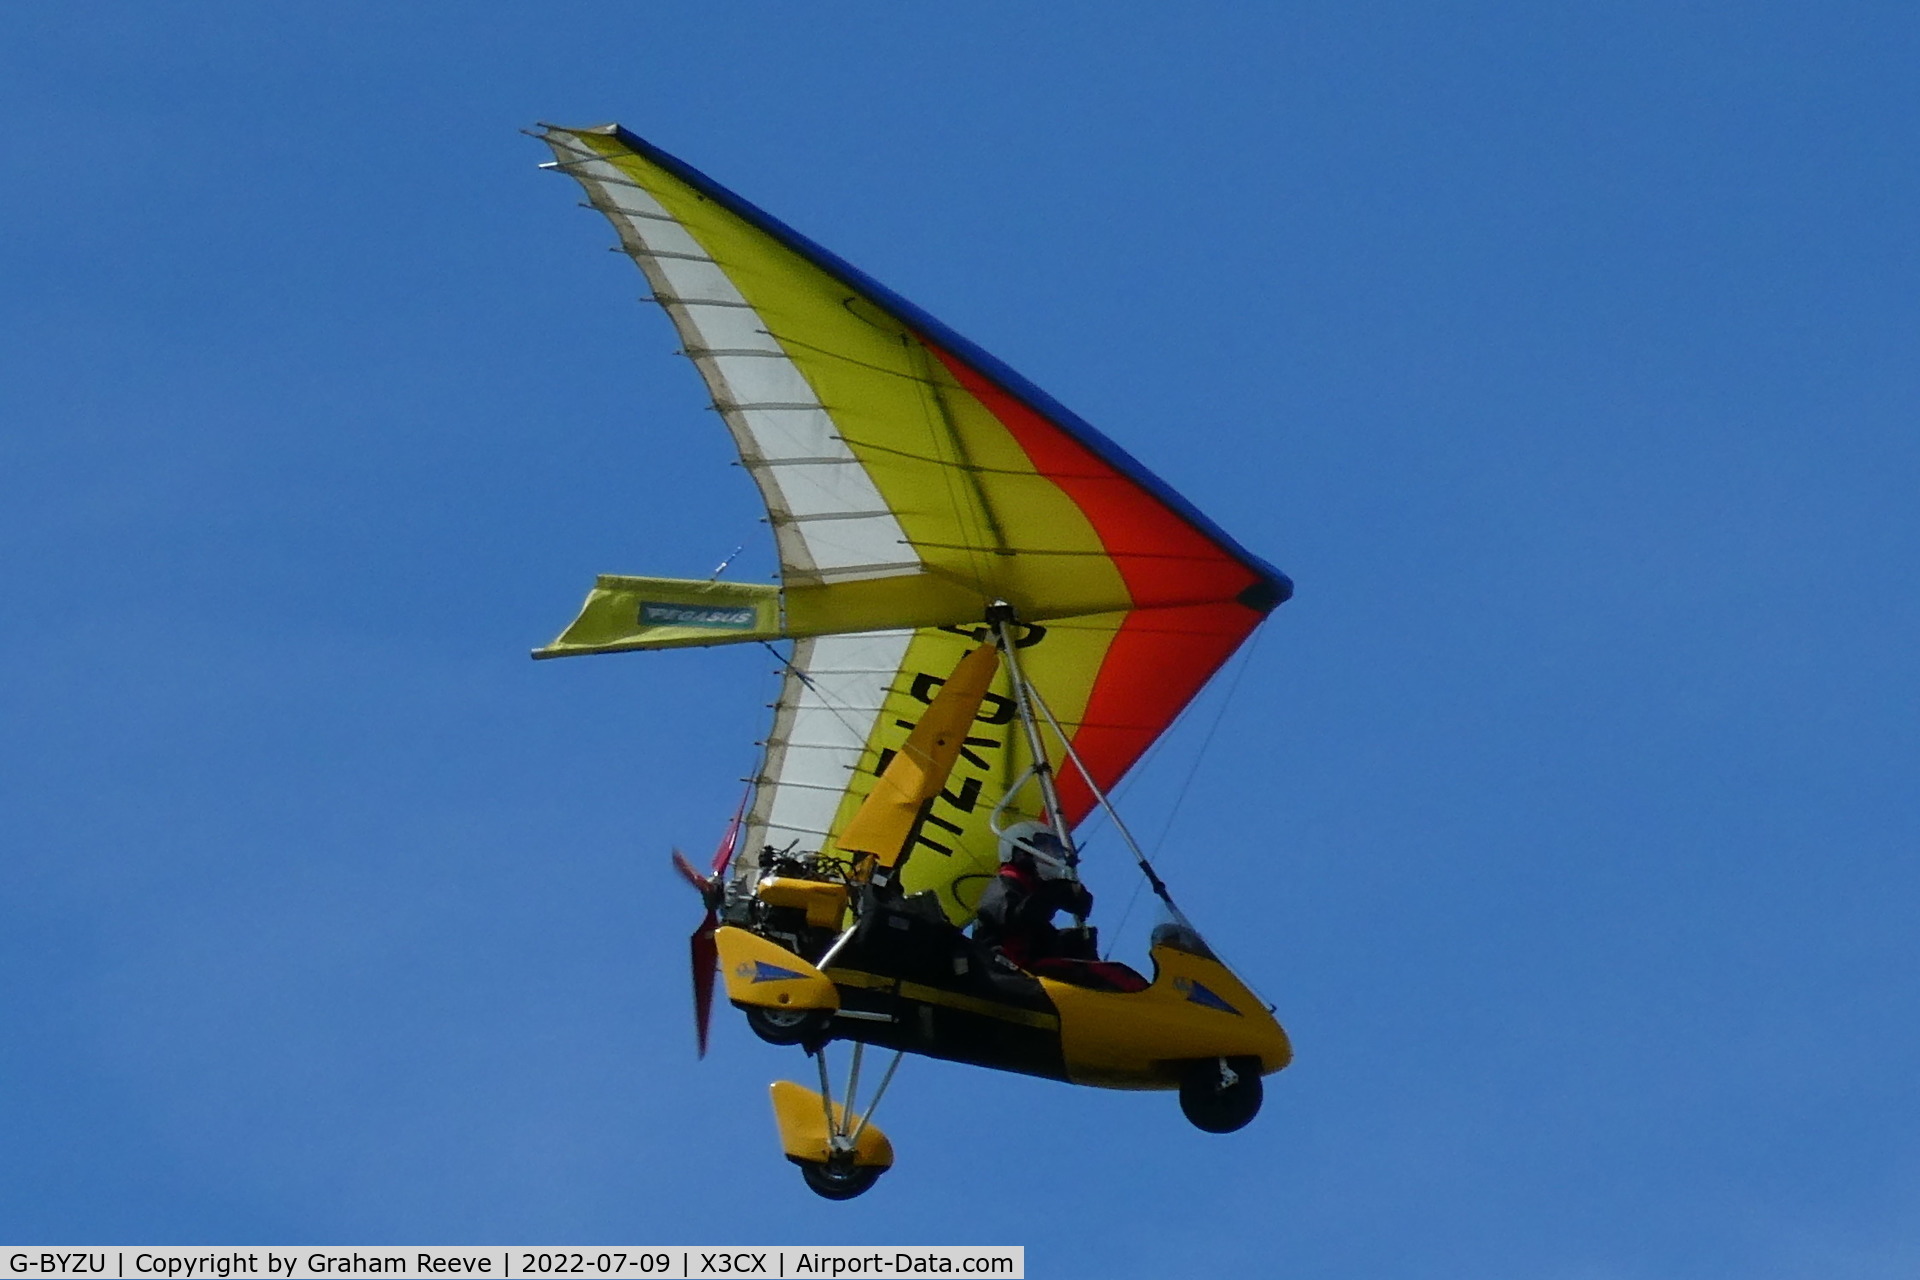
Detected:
[{"left": 972, "top": 827, "right": 1093, "bottom": 971}]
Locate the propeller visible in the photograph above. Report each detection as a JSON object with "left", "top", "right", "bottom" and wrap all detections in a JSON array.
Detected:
[{"left": 677, "top": 790, "right": 747, "bottom": 1057}]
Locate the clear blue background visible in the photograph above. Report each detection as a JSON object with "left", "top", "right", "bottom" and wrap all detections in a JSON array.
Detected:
[{"left": 5, "top": 3, "right": 1918, "bottom": 1274}]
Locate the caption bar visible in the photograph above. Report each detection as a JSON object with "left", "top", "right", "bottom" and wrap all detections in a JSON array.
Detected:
[{"left": 6, "top": 1252, "right": 1021, "bottom": 1280}]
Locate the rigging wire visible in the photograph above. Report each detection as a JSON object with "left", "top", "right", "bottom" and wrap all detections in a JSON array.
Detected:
[
  {"left": 1065, "top": 622, "right": 1264, "bottom": 843},
  {"left": 1152, "top": 625, "right": 1266, "bottom": 856},
  {"left": 1022, "top": 679, "right": 1190, "bottom": 934},
  {"left": 1101, "top": 626, "right": 1267, "bottom": 949},
  {"left": 756, "top": 637, "right": 871, "bottom": 753}
]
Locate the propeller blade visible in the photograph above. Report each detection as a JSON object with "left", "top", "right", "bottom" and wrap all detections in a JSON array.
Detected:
[
  {"left": 678, "top": 790, "right": 752, "bottom": 1058},
  {"left": 691, "top": 911, "right": 719, "bottom": 1058},
  {"left": 710, "top": 787, "right": 751, "bottom": 878},
  {"left": 672, "top": 847, "right": 710, "bottom": 893}
]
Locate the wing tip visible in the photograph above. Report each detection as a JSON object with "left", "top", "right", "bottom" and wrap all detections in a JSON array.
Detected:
[{"left": 1237, "top": 573, "right": 1293, "bottom": 614}]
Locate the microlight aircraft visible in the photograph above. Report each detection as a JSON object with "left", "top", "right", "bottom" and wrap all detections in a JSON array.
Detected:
[{"left": 533, "top": 124, "right": 1295, "bottom": 1199}]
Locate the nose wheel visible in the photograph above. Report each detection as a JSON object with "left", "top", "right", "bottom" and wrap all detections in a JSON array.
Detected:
[
  {"left": 1179, "top": 1056, "right": 1264, "bottom": 1133},
  {"left": 798, "top": 1156, "right": 884, "bottom": 1201},
  {"left": 745, "top": 1004, "right": 832, "bottom": 1047}
]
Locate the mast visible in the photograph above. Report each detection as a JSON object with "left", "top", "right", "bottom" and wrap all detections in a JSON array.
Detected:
[{"left": 985, "top": 602, "right": 1083, "bottom": 887}]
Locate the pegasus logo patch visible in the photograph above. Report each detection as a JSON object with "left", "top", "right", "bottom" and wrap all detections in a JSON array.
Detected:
[
  {"left": 641, "top": 601, "right": 757, "bottom": 629},
  {"left": 1174, "top": 976, "right": 1241, "bottom": 1015},
  {"left": 737, "top": 959, "right": 807, "bottom": 984}
]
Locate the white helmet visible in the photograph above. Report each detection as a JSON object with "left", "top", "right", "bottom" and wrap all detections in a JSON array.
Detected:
[{"left": 999, "top": 820, "right": 1072, "bottom": 879}]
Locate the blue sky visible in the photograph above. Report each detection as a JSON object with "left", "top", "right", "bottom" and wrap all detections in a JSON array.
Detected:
[{"left": 4, "top": 3, "right": 1918, "bottom": 1274}]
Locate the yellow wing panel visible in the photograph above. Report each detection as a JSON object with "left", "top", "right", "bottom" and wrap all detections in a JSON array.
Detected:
[
  {"left": 556, "top": 129, "right": 1129, "bottom": 617},
  {"left": 813, "top": 615, "right": 1123, "bottom": 923}
]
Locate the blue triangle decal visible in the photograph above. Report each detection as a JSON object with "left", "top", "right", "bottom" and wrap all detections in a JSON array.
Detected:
[
  {"left": 751, "top": 959, "right": 808, "bottom": 984},
  {"left": 1176, "top": 976, "right": 1242, "bottom": 1015}
]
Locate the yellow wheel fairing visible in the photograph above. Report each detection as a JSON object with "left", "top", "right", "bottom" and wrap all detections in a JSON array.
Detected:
[
  {"left": 769, "top": 1081, "right": 894, "bottom": 1169},
  {"left": 714, "top": 927, "right": 839, "bottom": 1012}
]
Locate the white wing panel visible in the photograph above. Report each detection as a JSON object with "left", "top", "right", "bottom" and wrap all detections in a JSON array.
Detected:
[
  {"left": 673, "top": 303, "right": 783, "bottom": 354},
  {"left": 746, "top": 628, "right": 913, "bottom": 866},
  {"left": 542, "top": 128, "right": 916, "bottom": 585},
  {"left": 732, "top": 409, "right": 845, "bottom": 462}
]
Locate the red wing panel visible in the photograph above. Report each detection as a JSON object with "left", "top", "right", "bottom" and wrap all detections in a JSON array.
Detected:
[{"left": 922, "top": 341, "right": 1270, "bottom": 818}]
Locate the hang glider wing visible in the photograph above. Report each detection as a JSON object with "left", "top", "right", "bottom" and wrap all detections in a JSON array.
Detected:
[{"left": 536, "top": 124, "right": 1291, "bottom": 920}]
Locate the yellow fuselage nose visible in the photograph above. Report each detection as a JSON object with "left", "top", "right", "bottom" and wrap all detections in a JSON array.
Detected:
[{"left": 1043, "top": 945, "right": 1292, "bottom": 1089}]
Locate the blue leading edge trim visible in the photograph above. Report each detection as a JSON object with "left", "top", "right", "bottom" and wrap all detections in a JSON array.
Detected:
[{"left": 556, "top": 123, "right": 1293, "bottom": 609}]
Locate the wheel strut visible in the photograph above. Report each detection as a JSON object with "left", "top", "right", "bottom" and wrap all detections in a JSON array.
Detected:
[{"left": 798, "top": 1040, "right": 903, "bottom": 1199}]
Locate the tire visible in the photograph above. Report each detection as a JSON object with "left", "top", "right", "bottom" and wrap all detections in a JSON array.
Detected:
[
  {"left": 745, "top": 1004, "right": 830, "bottom": 1046},
  {"left": 799, "top": 1159, "right": 883, "bottom": 1201},
  {"left": 1178, "top": 1056, "right": 1264, "bottom": 1133}
]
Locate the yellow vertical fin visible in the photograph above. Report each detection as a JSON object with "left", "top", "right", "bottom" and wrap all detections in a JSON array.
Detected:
[{"left": 835, "top": 643, "right": 1002, "bottom": 871}]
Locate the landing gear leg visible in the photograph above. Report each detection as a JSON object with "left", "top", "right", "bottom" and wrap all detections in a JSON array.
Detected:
[
  {"left": 790, "top": 1041, "right": 904, "bottom": 1201},
  {"left": 1179, "top": 1055, "right": 1264, "bottom": 1133}
]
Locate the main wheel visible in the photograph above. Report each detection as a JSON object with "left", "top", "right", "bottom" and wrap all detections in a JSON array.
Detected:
[
  {"left": 745, "top": 1004, "right": 831, "bottom": 1046},
  {"left": 1179, "top": 1056, "right": 1264, "bottom": 1133},
  {"left": 799, "top": 1159, "right": 883, "bottom": 1201}
]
